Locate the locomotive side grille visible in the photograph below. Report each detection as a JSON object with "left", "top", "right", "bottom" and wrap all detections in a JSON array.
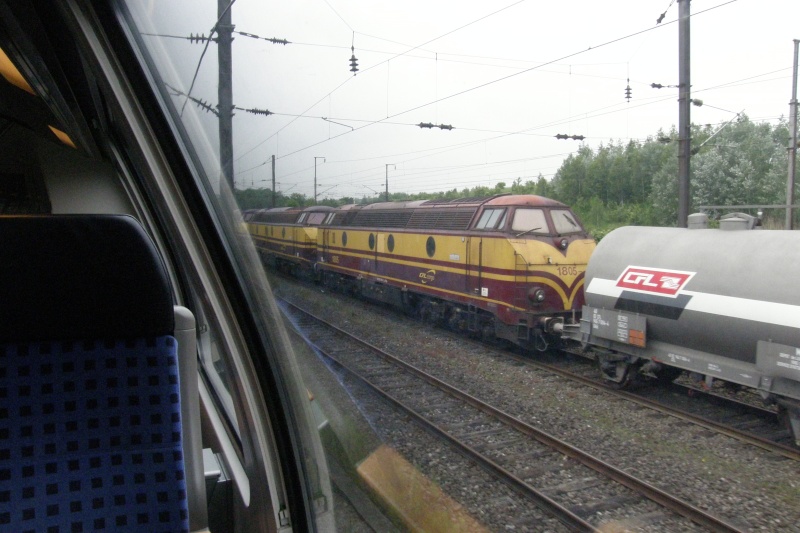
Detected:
[
  {"left": 349, "top": 210, "right": 414, "bottom": 228},
  {"left": 406, "top": 209, "right": 476, "bottom": 230},
  {"left": 422, "top": 197, "right": 482, "bottom": 205},
  {"left": 254, "top": 212, "right": 298, "bottom": 223}
]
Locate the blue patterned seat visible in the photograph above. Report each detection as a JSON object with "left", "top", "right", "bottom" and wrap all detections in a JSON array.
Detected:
[{"left": 0, "top": 215, "right": 189, "bottom": 533}]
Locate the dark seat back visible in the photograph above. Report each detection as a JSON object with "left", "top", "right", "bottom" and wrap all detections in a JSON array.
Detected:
[{"left": 0, "top": 215, "right": 188, "bottom": 532}]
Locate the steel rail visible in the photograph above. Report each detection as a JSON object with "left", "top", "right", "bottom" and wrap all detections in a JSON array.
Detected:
[
  {"left": 283, "top": 304, "right": 594, "bottom": 531},
  {"left": 532, "top": 349, "right": 800, "bottom": 462},
  {"left": 280, "top": 297, "right": 745, "bottom": 533}
]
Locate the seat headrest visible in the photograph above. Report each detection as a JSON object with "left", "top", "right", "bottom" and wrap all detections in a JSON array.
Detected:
[{"left": 0, "top": 215, "right": 174, "bottom": 342}]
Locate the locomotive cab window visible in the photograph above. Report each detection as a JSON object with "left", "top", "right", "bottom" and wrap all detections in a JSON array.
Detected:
[
  {"left": 306, "top": 212, "right": 326, "bottom": 225},
  {"left": 551, "top": 209, "right": 583, "bottom": 234},
  {"left": 511, "top": 208, "right": 549, "bottom": 235},
  {"left": 475, "top": 207, "right": 506, "bottom": 230}
]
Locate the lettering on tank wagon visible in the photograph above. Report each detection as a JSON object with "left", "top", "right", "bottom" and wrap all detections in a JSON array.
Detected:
[
  {"left": 616, "top": 266, "right": 695, "bottom": 297},
  {"left": 591, "top": 308, "right": 610, "bottom": 328},
  {"left": 591, "top": 308, "right": 645, "bottom": 347},
  {"left": 616, "top": 314, "right": 628, "bottom": 343},
  {"left": 777, "top": 349, "right": 800, "bottom": 372},
  {"left": 667, "top": 353, "right": 691, "bottom": 364}
]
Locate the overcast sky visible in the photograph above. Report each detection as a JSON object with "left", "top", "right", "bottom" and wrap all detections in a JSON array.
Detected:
[{"left": 146, "top": 0, "right": 800, "bottom": 201}]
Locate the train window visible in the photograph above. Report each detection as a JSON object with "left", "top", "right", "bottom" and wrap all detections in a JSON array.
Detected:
[
  {"left": 497, "top": 209, "right": 508, "bottom": 229},
  {"left": 551, "top": 208, "right": 583, "bottom": 234},
  {"left": 511, "top": 208, "right": 549, "bottom": 235},
  {"left": 306, "top": 212, "right": 326, "bottom": 225},
  {"left": 475, "top": 207, "right": 506, "bottom": 229},
  {"left": 298, "top": 213, "right": 308, "bottom": 223},
  {"left": 426, "top": 236, "right": 436, "bottom": 257}
]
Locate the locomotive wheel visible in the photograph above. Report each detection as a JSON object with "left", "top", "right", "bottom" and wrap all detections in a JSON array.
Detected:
[{"left": 419, "top": 301, "right": 437, "bottom": 326}]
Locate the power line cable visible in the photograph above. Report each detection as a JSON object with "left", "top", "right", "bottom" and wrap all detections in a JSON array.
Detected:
[
  {"left": 271, "top": 0, "right": 738, "bottom": 162},
  {"left": 179, "top": 0, "right": 236, "bottom": 116},
  {"left": 234, "top": 0, "right": 527, "bottom": 162},
  {"left": 322, "top": 0, "right": 354, "bottom": 32}
]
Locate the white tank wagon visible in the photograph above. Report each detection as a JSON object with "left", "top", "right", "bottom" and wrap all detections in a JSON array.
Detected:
[{"left": 564, "top": 215, "right": 800, "bottom": 444}]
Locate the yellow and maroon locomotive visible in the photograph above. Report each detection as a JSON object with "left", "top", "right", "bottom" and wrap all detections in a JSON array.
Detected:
[{"left": 246, "top": 194, "right": 595, "bottom": 350}]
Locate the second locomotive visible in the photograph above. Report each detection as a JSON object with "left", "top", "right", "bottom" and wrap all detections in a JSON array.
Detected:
[{"left": 245, "top": 194, "right": 596, "bottom": 350}]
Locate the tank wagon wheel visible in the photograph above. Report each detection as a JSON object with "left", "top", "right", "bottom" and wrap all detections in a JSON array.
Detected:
[
  {"left": 777, "top": 402, "right": 800, "bottom": 446},
  {"left": 596, "top": 352, "right": 638, "bottom": 389},
  {"left": 655, "top": 366, "right": 683, "bottom": 385}
]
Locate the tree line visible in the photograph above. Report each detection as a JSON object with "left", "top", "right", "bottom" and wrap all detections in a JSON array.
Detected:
[{"left": 235, "top": 114, "right": 794, "bottom": 236}]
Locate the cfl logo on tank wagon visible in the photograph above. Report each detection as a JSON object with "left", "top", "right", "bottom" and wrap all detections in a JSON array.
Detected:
[{"left": 615, "top": 266, "right": 695, "bottom": 297}]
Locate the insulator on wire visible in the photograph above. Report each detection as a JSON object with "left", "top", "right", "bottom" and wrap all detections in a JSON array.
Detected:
[
  {"left": 189, "top": 33, "right": 213, "bottom": 44},
  {"left": 245, "top": 107, "right": 273, "bottom": 116},
  {"left": 625, "top": 78, "right": 632, "bottom": 102},
  {"left": 349, "top": 45, "right": 358, "bottom": 75}
]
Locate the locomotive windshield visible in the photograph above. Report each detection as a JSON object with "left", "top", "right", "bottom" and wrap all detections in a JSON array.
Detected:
[
  {"left": 511, "top": 208, "right": 549, "bottom": 235},
  {"left": 551, "top": 209, "right": 584, "bottom": 234}
]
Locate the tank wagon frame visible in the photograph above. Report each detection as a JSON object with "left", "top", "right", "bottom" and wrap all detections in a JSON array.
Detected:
[
  {"left": 246, "top": 195, "right": 596, "bottom": 350},
  {"left": 562, "top": 215, "right": 800, "bottom": 444}
]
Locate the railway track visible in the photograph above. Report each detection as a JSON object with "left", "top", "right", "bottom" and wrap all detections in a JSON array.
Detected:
[
  {"left": 523, "top": 350, "right": 800, "bottom": 462},
  {"left": 280, "top": 270, "right": 798, "bottom": 460},
  {"left": 279, "top": 296, "right": 746, "bottom": 532}
]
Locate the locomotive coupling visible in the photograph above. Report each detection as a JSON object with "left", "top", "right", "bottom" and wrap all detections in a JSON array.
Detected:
[{"left": 543, "top": 316, "right": 564, "bottom": 334}]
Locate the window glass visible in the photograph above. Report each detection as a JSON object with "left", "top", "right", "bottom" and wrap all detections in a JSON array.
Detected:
[
  {"left": 511, "top": 208, "right": 549, "bottom": 234},
  {"left": 122, "top": 3, "right": 332, "bottom": 529},
  {"left": 475, "top": 208, "right": 505, "bottom": 229},
  {"left": 306, "top": 212, "right": 326, "bottom": 225},
  {"left": 496, "top": 209, "right": 508, "bottom": 230},
  {"left": 551, "top": 209, "right": 584, "bottom": 234}
]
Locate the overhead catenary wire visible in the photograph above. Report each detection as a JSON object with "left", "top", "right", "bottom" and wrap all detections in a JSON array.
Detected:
[
  {"left": 181, "top": 0, "right": 765, "bottom": 197},
  {"left": 233, "top": 62, "right": 781, "bottom": 183},
  {"left": 179, "top": 0, "right": 236, "bottom": 116},
  {"left": 233, "top": 0, "right": 528, "bottom": 163},
  {"left": 250, "top": 0, "right": 739, "bottom": 166}
]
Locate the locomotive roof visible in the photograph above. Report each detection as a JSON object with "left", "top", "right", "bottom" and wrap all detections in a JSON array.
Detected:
[
  {"left": 330, "top": 194, "right": 572, "bottom": 231},
  {"left": 484, "top": 195, "right": 567, "bottom": 207},
  {"left": 356, "top": 194, "right": 566, "bottom": 211}
]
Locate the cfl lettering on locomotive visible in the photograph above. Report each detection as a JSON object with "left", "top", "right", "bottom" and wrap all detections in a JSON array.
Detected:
[{"left": 246, "top": 194, "right": 596, "bottom": 350}]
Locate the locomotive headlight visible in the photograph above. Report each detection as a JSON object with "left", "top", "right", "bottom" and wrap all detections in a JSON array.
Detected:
[
  {"left": 559, "top": 238, "right": 568, "bottom": 250},
  {"left": 528, "top": 287, "right": 546, "bottom": 304}
]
